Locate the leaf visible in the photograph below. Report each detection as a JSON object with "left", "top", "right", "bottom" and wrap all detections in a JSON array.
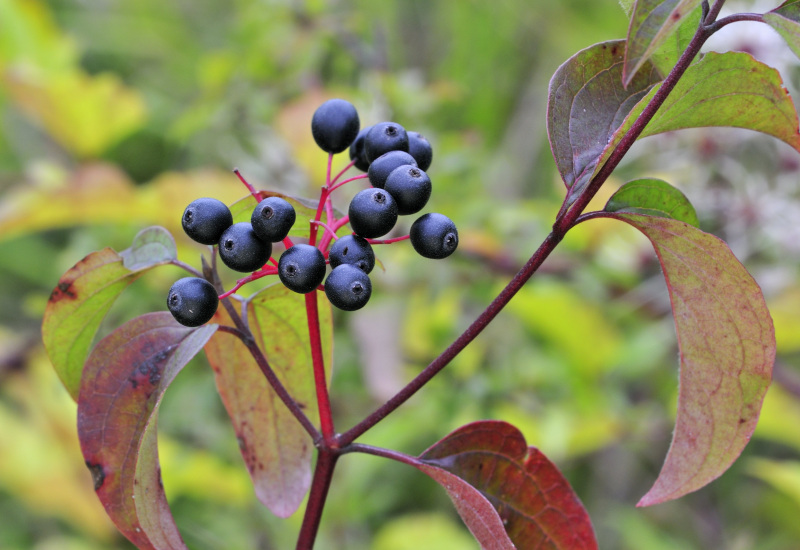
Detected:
[
  {"left": 120, "top": 226, "right": 178, "bottom": 270},
  {"left": 604, "top": 178, "right": 699, "bottom": 227},
  {"left": 765, "top": 2, "right": 800, "bottom": 62},
  {"left": 77, "top": 312, "right": 217, "bottom": 549},
  {"left": 593, "top": 52, "right": 800, "bottom": 186},
  {"left": 42, "top": 228, "right": 177, "bottom": 400},
  {"left": 546, "top": 40, "right": 662, "bottom": 196},
  {"left": 596, "top": 214, "right": 774, "bottom": 505},
  {"left": 416, "top": 421, "right": 598, "bottom": 550},
  {"left": 204, "top": 284, "right": 333, "bottom": 518},
  {"left": 623, "top": 0, "right": 702, "bottom": 86}
]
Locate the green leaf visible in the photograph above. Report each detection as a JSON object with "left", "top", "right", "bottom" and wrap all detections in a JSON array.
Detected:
[
  {"left": 624, "top": 0, "right": 702, "bottom": 86},
  {"left": 765, "top": 2, "right": 800, "bottom": 62},
  {"left": 42, "top": 228, "right": 178, "bottom": 400},
  {"left": 204, "top": 284, "right": 333, "bottom": 518},
  {"left": 77, "top": 312, "right": 217, "bottom": 549},
  {"left": 546, "top": 40, "right": 662, "bottom": 194},
  {"left": 598, "top": 214, "right": 774, "bottom": 505},
  {"left": 120, "top": 226, "right": 177, "bottom": 270},
  {"left": 417, "top": 421, "right": 598, "bottom": 549},
  {"left": 593, "top": 51, "right": 800, "bottom": 185},
  {"left": 604, "top": 178, "right": 699, "bottom": 227}
]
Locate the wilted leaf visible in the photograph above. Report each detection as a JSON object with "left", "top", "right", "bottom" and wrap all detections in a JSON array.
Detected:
[
  {"left": 596, "top": 214, "right": 774, "bottom": 505},
  {"left": 120, "top": 226, "right": 177, "bottom": 270},
  {"left": 77, "top": 312, "right": 217, "bottom": 549},
  {"left": 604, "top": 178, "right": 699, "bottom": 226},
  {"left": 417, "top": 421, "right": 597, "bottom": 550},
  {"left": 546, "top": 40, "right": 662, "bottom": 196},
  {"left": 623, "top": 0, "right": 702, "bottom": 86},
  {"left": 594, "top": 51, "right": 800, "bottom": 185},
  {"left": 204, "top": 284, "right": 332, "bottom": 518},
  {"left": 42, "top": 229, "right": 177, "bottom": 400},
  {"left": 765, "top": 2, "right": 800, "bottom": 62}
]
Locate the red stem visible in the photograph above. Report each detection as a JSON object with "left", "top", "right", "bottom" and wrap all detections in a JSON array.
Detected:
[
  {"left": 305, "top": 292, "right": 335, "bottom": 441},
  {"left": 295, "top": 450, "right": 338, "bottom": 549}
]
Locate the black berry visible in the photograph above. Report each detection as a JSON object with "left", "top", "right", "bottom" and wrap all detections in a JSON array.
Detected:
[
  {"left": 182, "top": 198, "right": 233, "bottom": 245},
  {"left": 324, "top": 264, "right": 372, "bottom": 311},
  {"left": 311, "top": 99, "right": 360, "bottom": 154},
  {"left": 367, "top": 151, "right": 417, "bottom": 189},
  {"left": 349, "top": 125, "right": 373, "bottom": 172},
  {"left": 410, "top": 213, "right": 458, "bottom": 259},
  {"left": 167, "top": 277, "right": 219, "bottom": 327},
  {"left": 278, "top": 244, "right": 327, "bottom": 294},
  {"left": 329, "top": 234, "right": 375, "bottom": 274},
  {"left": 364, "top": 122, "right": 409, "bottom": 162},
  {"left": 348, "top": 188, "right": 398, "bottom": 239},
  {"left": 407, "top": 131, "right": 433, "bottom": 171},
  {"left": 251, "top": 197, "right": 296, "bottom": 242},
  {"left": 218, "top": 222, "right": 272, "bottom": 272},
  {"left": 384, "top": 165, "right": 432, "bottom": 215}
]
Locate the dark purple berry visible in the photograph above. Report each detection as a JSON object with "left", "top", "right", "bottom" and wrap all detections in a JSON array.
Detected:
[
  {"left": 311, "top": 99, "right": 360, "bottom": 154},
  {"left": 410, "top": 213, "right": 458, "bottom": 259},
  {"left": 367, "top": 151, "right": 417, "bottom": 189},
  {"left": 167, "top": 277, "right": 219, "bottom": 327},
  {"left": 182, "top": 198, "right": 233, "bottom": 245},
  {"left": 278, "top": 244, "right": 327, "bottom": 294},
  {"left": 324, "top": 264, "right": 372, "bottom": 311},
  {"left": 384, "top": 165, "right": 432, "bottom": 215},
  {"left": 348, "top": 188, "right": 398, "bottom": 239},
  {"left": 218, "top": 222, "right": 272, "bottom": 272},
  {"left": 329, "top": 234, "right": 375, "bottom": 274},
  {"left": 349, "top": 125, "right": 373, "bottom": 172},
  {"left": 251, "top": 197, "right": 296, "bottom": 242},
  {"left": 407, "top": 131, "right": 433, "bottom": 171},
  {"left": 364, "top": 122, "right": 409, "bottom": 163}
]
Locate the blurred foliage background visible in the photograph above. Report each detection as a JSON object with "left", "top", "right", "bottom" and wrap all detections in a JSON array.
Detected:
[{"left": 2, "top": 0, "right": 800, "bottom": 548}]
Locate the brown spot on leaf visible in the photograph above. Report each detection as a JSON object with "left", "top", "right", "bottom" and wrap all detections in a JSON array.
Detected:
[
  {"left": 739, "top": 417, "right": 747, "bottom": 424},
  {"left": 49, "top": 280, "right": 77, "bottom": 302},
  {"left": 672, "top": 11, "right": 681, "bottom": 20},
  {"left": 85, "top": 461, "right": 106, "bottom": 491}
]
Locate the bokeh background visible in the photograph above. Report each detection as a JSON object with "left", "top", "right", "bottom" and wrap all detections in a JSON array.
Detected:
[{"left": 2, "top": 0, "right": 800, "bottom": 548}]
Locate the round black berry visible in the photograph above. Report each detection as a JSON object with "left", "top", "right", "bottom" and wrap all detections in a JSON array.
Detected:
[
  {"left": 384, "top": 165, "right": 432, "bottom": 215},
  {"left": 349, "top": 125, "right": 373, "bottom": 172},
  {"left": 407, "top": 131, "right": 433, "bottom": 171},
  {"left": 367, "top": 151, "right": 417, "bottom": 189},
  {"left": 329, "top": 234, "right": 375, "bottom": 274},
  {"left": 278, "top": 244, "right": 327, "bottom": 294},
  {"left": 167, "top": 277, "right": 219, "bottom": 327},
  {"left": 182, "top": 198, "right": 233, "bottom": 245},
  {"left": 311, "top": 99, "right": 360, "bottom": 154},
  {"left": 348, "top": 188, "right": 398, "bottom": 239},
  {"left": 324, "top": 264, "right": 372, "bottom": 311},
  {"left": 251, "top": 197, "right": 296, "bottom": 242},
  {"left": 218, "top": 222, "right": 272, "bottom": 272},
  {"left": 364, "top": 122, "right": 409, "bottom": 162},
  {"left": 410, "top": 213, "right": 458, "bottom": 259}
]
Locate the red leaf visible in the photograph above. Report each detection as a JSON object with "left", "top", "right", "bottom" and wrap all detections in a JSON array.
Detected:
[
  {"left": 603, "top": 214, "right": 775, "bottom": 505},
  {"left": 77, "top": 312, "right": 217, "bottom": 549},
  {"left": 417, "top": 421, "right": 597, "bottom": 550}
]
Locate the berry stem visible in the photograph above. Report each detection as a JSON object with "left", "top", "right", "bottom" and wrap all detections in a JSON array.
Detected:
[
  {"left": 367, "top": 235, "right": 410, "bottom": 245},
  {"left": 169, "top": 259, "right": 204, "bottom": 278},
  {"left": 233, "top": 168, "right": 260, "bottom": 200},
  {"left": 328, "top": 173, "right": 368, "bottom": 193},
  {"left": 305, "top": 291, "right": 335, "bottom": 441},
  {"left": 311, "top": 220, "right": 340, "bottom": 241},
  {"left": 330, "top": 158, "right": 357, "bottom": 186},
  {"left": 309, "top": 187, "right": 329, "bottom": 247}
]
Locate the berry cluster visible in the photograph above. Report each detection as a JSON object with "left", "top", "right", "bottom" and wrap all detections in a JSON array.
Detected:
[{"left": 167, "top": 98, "right": 458, "bottom": 326}]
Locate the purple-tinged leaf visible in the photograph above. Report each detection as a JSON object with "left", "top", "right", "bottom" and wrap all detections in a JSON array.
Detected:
[
  {"left": 623, "top": 0, "right": 702, "bottom": 86},
  {"left": 605, "top": 178, "right": 699, "bottom": 227},
  {"left": 593, "top": 51, "right": 800, "bottom": 187},
  {"left": 417, "top": 421, "right": 598, "bottom": 550},
  {"left": 204, "top": 284, "right": 332, "bottom": 518},
  {"left": 547, "top": 40, "right": 662, "bottom": 195},
  {"left": 43, "top": 227, "right": 177, "bottom": 400},
  {"left": 596, "top": 214, "right": 774, "bottom": 505},
  {"left": 77, "top": 312, "right": 217, "bottom": 549},
  {"left": 764, "top": 2, "right": 800, "bottom": 62}
]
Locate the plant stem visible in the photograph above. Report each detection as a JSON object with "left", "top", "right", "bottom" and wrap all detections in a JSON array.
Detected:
[
  {"left": 296, "top": 449, "right": 339, "bottom": 549},
  {"left": 305, "top": 292, "right": 335, "bottom": 441},
  {"left": 339, "top": 9, "right": 716, "bottom": 448}
]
